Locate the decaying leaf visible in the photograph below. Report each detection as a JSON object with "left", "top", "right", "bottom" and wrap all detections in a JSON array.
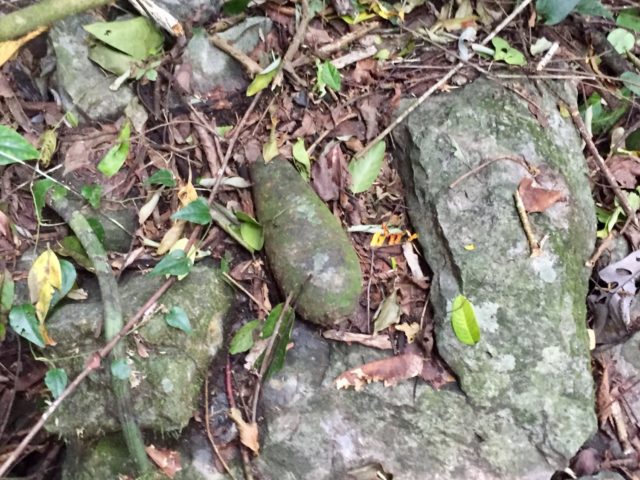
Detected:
[
  {"left": 312, "top": 142, "right": 345, "bottom": 201},
  {"left": 157, "top": 220, "right": 186, "bottom": 255},
  {"left": 609, "top": 155, "right": 640, "bottom": 189},
  {"left": 372, "top": 290, "right": 402, "bottom": 333},
  {"left": 228, "top": 407, "right": 260, "bottom": 452},
  {"left": 27, "top": 248, "right": 62, "bottom": 344},
  {"left": 145, "top": 444, "right": 182, "bottom": 478},
  {"left": 335, "top": 352, "right": 425, "bottom": 391},
  {"left": 0, "top": 27, "right": 47, "bottom": 68},
  {"left": 38, "top": 129, "right": 57, "bottom": 168},
  {"left": 323, "top": 329, "right": 393, "bottom": 349},
  {"left": 177, "top": 181, "right": 198, "bottom": 206},
  {"left": 139, "top": 188, "right": 163, "bottom": 224},
  {"left": 396, "top": 322, "right": 420, "bottom": 343},
  {"left": 517, "top": 176, "right": 564, "bottom": 213}
]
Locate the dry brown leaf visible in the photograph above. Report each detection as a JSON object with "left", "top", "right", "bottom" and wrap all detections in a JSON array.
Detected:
[
  {"left": 335, "top": 353, "right": 425, "bottom": 391},
  {"left": 312, "top": 142, "right": 345, "bottom": 201},
  {"left": 420, "top": 357, "right": 456, "bottom": 389},
  {"left": 596, "top": 361, "right": 612, "bottom": 427},
  {"left": 517, "top": 176, "right": 564, "bottom": 213},
  {"left": 305, "top": 26, "right": 333, "bottom": 46},
  {"left": 358, "top": 96, "right": 381, "bottom": 141},
  {"left": 63, "top": 140, "right": 93, "bottom": 175},
  {"left": 323, "top": 330, "right": 393, "bottom": 349},
  {"left": 609, "top": 155, "right": 640, "bottom": 189},
  {"left": 0, "top": 210, "right": 12, "bottom": 241},
  {"left": 228, "top": 407, "right": 260, "bottom": 453},
  {"left": 395, "top": 323, "right": 420, "bottom": 343},
  {"left": 145, "top": 444, "right": 182, "bottom": 478}
]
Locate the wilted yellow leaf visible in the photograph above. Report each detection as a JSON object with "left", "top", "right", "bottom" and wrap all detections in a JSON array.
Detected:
[
  {"left": 177, "top": 182, "right": 197, "bottom": 206},
  {"left": 0, "top": 27, "right": 47, "bottom": 68},
  {"left": 27, "top": 248, "right": 62, "bottom": 343},
  {"left": 157, "top": 220, "right": 185, "bottom": 255},
  {"left": 38, "top": 129, "right": 57, "bottom": 167},
  {"left": 395, "top": 322, "right": 420, "bottom": 343},
  {"left": 228, "top": 407, "right": 259, "bottom": 452}
]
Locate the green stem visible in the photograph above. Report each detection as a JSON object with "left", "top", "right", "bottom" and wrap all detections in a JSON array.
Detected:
[
  {"left": 0, "top": 0, "right": 111, "bottom": 41},
  {"left": 46, "top": 192, "right": 151, "bottom": 474}
]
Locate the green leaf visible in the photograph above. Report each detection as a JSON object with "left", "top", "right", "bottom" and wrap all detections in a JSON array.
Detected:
[
  {"left": 97, "top": 121, "right": 131, "bottom": 177},
  {"left": 45, "top": 368, "right": 68, "bottom": 399},
  {"left": 492, "top": 37, "right": 527, "bottom": 66},
  {"left": 621, "top": 71, "right": 640, "bottom": 96},
  {"left": 9, "top": 304, "right": 45, "bottom": 348},
  {"left": 235, "top": 212, "right": 263, "bottom": 251},
  {"left": 81, "top": 184, "right": 102, "bottom": 209},
  {"left": 265, "top": 308, "right": 295, "bottom": 378},
  {"left": 216, "top": 125, "right": 233, "bottom": 136},
  {"left": 292, "top": 138, "right": 311, "bottom": 180},
  {"left": 576, "top": 0, "right": 612, "bottom": 18},
  {"left": 607, "top": 28, "right": 635, "bottom": 54},
  {"left": 315, "top": 60, "right": 341, "bottom": 96},
  {"left": 247, "top": 58, "right": 281, "bottom": 97},
  {"left": 64, "top": 111, "right": 79, "bottom": 127},
  {"left": 0, "top": 269, "right": 15, "bottom": 342},
  {"left": 86, "top": 217, "right": 106, "bottom": 245},
  {"left": 372, "top": 290, "right": 401, "bottom": 333},
  {"left": 31, "top": 179, "right": 54, "bottom": 223},
  {"left": 617, "top": 8, "right": 640, "bottom": 33},
  {"left": 450, "top": 295, "right": 480, "bottom": 346},
  {"left": 223, "top": 0, "right": 251, "bottom": 14},
  {"left": 88, "top": 43, "right": 135, "bottom": 76},
  {"left": 261, "top": 303, "right": 285, "bottom": 339},
  {"left": 110, "top": 359, "right": 131, "bottom": 380},
  {"left": 83, "top": 17, "right": 164, "bottom": 60},
  {"left": 147, "top": 168, "right": 176, "bottom": 187},
  {"left": 581, "top": 92, "right": 629, "bottom": 135},
  {"left": 165, "top": 306, "right": 193, "bottom": 334},
  {"left": 229, "top": 319, "right": 261, "bottom": 354},
  {"left": 0, "top": 125, "right": 39, "bottom": 166},
  {"left": 171, "top": 198, "right": 212, "bottom": 225},
  {"left": 150, "top": 250, "right": 192, "bottom": 277},
  {"left": 536, "top": 0, "right": 580, "bottom": 24},
  {"left": 49, "top": 259, "right": 77, "bottom": 309},
  {"left": 348, "top": 141, "right": 386, "bottom": 193},
  {"left": 56, "top": 236, "right": 94, "bottom": 270}
]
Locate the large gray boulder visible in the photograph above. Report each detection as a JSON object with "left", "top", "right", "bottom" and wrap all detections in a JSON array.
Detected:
[
  {"left": 256, "top": 78, "right": 597, "bottom": 479},
  {"left": 44, "top": 263, "right": 232, "bottom": 437}
]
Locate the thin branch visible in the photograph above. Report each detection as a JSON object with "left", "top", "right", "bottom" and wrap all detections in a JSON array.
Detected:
[
  {"left": 449, "top": 155, "right": 536, "bottom": 189},
  {"left": 209, "top": 34, "right": 262, "bottom": 76},
  {"left": 273, "top": 0, "right": 312, "bottom": 88},
  {"left": 355, "top": 0, "right": 534, "bottom": 160}
]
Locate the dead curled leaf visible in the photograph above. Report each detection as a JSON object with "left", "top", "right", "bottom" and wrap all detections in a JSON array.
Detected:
[
  {"left": 323, "top": 329, "right": 393, "bottom": 349},
  {"left": 335, "top": 353, "right": 425, "bottom": 391},
  {"left": 145, "top": 444, "right": 182, "bottom": 478},
  {"left": 609, "top": 155, "right": 640, "bottom": 189},
  {"left": 312, "top": 142, "right": 347, "bottom": 201},
  {"left": 228, "top": 407, "right": 260, "bottom": 453},
  {"left": 517, "top": 176, "right": 564, "bottom": 213}
]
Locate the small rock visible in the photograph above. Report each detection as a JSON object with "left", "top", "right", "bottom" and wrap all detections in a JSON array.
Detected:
[
  {"left": 184, "top": 17, "right": 272, "bottom": 96},
  {"left": 50, "top": 14, "right": 134, "bottom": 122},
  {"left": 153, "top": 0, "right": 221, "bottom": 23}
]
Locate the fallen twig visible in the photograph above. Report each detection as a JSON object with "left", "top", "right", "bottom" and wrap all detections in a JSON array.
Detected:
[
  {"left": 567, "top": 104, "right": 639, "bottom": 227},
  {"left": 355, "top": 0, "right": 534, "bottom": 160},
  {"left": 209, "top": 34, "right": 262, "bottom": 76},
  {"left": 586, "top": 217, "right": 633, "bottom": 268},
  {"left": 273, "top": 0, "right": 312, "bottom": 88},
  {"left": 225, "top": 358, "right": 254, "bottom": 480},
  {"left": 204, "top": 376, "right": 237, "bottom": 480},
  {"left": 514, "top": 188, "right": 541, "bottom": 257},
  {"left": 449, "top": 155, "right": 536, "bottom": 189}
]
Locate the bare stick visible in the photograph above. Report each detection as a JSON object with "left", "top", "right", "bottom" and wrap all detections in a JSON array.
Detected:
[
  {"left": 568, "top": 105, "right": 639, "bottom": 227},
  {"left": 222, "top": 272, "right": 271, "bottom": 315},
  {"left": 273, "top": 0, "right": 311, "bottom": 88},
  {"left": 449, "top": 155, "right": 536, "bottom": 189},
  {"left": 514, "top": 188, "right": 541, "bottom": 257},
  {"left": 204, "top": 376, "right": 237, "bottom": 480},
  {"left": 210, "top": 34, "right": 262, "bottom": 76},
  {"left": 355, "top": 0, "right": 534, "bottom": 160},
  {"left": 224, "top": 359, "right": 254, "bottom": 480},
  {"left": 586, "top": 217, "right": 633, "bottom": 268}
]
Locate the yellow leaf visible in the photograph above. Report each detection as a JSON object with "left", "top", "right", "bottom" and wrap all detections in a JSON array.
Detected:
[
  {"left": 177, "top": 181, "right": 197, "bottom": 206},
  {"left": 464, "top": 243, "right": 475, "bottom": 251},
  {"left": 396, "top": 322, "right": 420, "bottom": 343},
  {"left": 38, "top": 129, "right": 57, "bottom": 167},
  {"left": 27, "top": 248, "right": 62, "bottom": 327},
  {"left": 0, "top": 27, "right": 47, "bottom": 68},
  {"left": 168, "top": 237, "right": 196, "bottom": 280},
  {"left": 228, "top": 407, "right": 260, "bottom": 453},
  {"left": 157, "top": 220, "right": 186, "bottom": 255}
]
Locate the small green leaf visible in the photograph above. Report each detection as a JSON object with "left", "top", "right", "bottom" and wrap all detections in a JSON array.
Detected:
[
  {"left": 247, "top": 58, "right": 281, "bottom": 97},
  {"left": 97, "top": 121, "right": 131, "bottom": 177},
  {"left": 0, "top": 125, "right": 39, "bottom": 166},
  {"left": 536, "top": 0, "right": 580, "bottom": 25},
  {"left": 81, "top": 184, "right": 103, "bottom": 209},
  {"left": 265, "top": 309, "right": 295, "bottom": 378},
  {"left": 150, "top": 250, "right": 192, "bottom": 277},
  {"left": 110, "top": 359, "right": 131, "bottom": 380},
  {"left": 0, "top": 269, "right": 15, "bottom": 342},
  {"left": 617, "top": 8, "right": 640, "bottom": 32},
  {"left": 375, "top": 48, "right": 391, "bottom": 60},
  {"left": 165, "top": 306, "right": 193, "bottom": 334},
  {"left": 56, "top": 236, "right": 94, "bottom": 270},
  {"left": 9, "top": 304, "right": 45, "bottom": 348},
  {"left": 147, "top": 168, "right": 176, "bottom": 187},
  {"left": 348, "top": 141, "right": 386, "bottom": 193},
  {"left": 86, "top": 217, "right": 106, "bottom": 245},
  {"left": 64, "top": 111, "right": 79, "bottom": 127},
  {"left": 575, "top": 0, "right": 612, "bottom": 19},
  {"left": 492, "top": 37, "right": 527, "bottom": 66},
  {"left": 171, "top": 198, "right": 212, "bottom": 225},
  {"left": 450, "top": 294, "right": 480, "bottom": 346},
  {"left": 621, "top": 71, "right": 640, "bottom": 96},
  {"left": 50, "top": 259, "right": 77, "bottom": 309},
  {"left": 235, "top": 212, "right": 264, "bottom": 251},
  {"left": 88, "top": 43, "right": 135, "bottom": 76},
  {"left": 607, "top": 28, "right": 635, "bottom": 54},
  {"left": 216, "top": 125, "right": 233, "bottom": 136},
  {"left": 292, "top": 138, "right": 311, "bottom": 180},
  {"left": 315, "top": 60, "right": 341, "bottom": 96},
  {"left": 229, "top": 319, "right": 261, "bottom": 354},
  {"left": 223, "top": 0, "right": 251, "bottom": 15},
  {"left": 31, "top": 179, "right": 54, "bottom": 223},
  {"left": 261, "top": 303, "right": 285, "bottom": 339},
  {"left": 45, "top": 368, "right": 68, "bottom": 399}
]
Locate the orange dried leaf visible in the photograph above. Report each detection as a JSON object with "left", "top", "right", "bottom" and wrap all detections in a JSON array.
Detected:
[
  {"left": 228, "top": 407, "right": 260, "bottom": 453},
  {"left": 517, "top": 177, "right": 564, "bottom": 213},
  {"left": 335, "top": 353, "right": 425, "bottom": 391},
  {"left": 145, "top": 444, "right": 182, "bottom": 478}
]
